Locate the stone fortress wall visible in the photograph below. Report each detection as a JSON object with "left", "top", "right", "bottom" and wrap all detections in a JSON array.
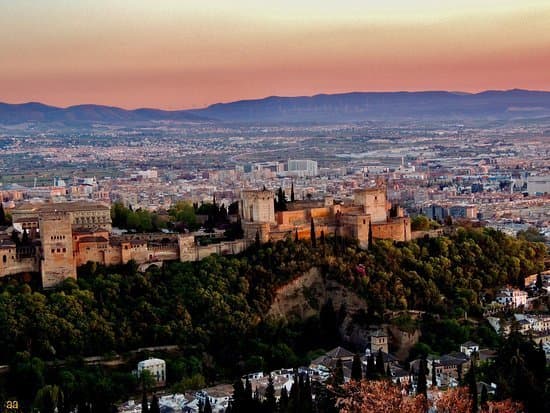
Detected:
[{"left": 1, "top": 187, "right": 410, "bottom": 287}]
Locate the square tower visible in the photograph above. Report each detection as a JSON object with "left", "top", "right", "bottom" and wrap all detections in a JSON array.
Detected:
[{"left": 39, "top": 212, "right": 76, "bottom": 288}]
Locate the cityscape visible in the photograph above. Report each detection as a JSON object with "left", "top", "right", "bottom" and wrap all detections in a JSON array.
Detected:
[{"left": 0, "top": 1, "right": 549, "bottom": 413}]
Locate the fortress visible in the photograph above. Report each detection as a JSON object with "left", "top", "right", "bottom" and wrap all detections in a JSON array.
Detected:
[
  {"left": 240, "top": 185, "right": 411, "bottom": 248},
  {"left": 0, "top": 186, "right": 410, "bottom": 288}
]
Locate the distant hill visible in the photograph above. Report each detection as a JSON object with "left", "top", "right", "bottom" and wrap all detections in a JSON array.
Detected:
[
  {"left": 189, "top": 89, "right": 550, "bottom": 122},
  {"left": 2, "top": 89, "right": 550, "bottom": 124},
  {"left": 0, "top": 102, "right": 207, "bottom": 124}
]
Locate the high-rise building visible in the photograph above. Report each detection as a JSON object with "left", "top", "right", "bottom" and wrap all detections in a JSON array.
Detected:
[{"left": 287, "top": 159, "right": 318, "bottom": 177}]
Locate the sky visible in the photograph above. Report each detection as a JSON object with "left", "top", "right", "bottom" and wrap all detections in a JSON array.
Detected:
[{"left": 1, "top": 0, "right": 550, "bottom": 109}]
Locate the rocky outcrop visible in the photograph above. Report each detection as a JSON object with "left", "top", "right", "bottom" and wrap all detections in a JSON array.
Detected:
[{"left": 268, "top": 267, "right": 371, "bottom": 348}]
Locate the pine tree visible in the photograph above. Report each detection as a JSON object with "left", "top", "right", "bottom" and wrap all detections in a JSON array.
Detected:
[
  {"left": 264, "top": 375, "right": 276, "bottom": 413},
  {"left": 310, "top": 218, "right": 316, "bottom": 248},
  {"left": 351, "top": 354, "right": 362, "bottom": 381},
  {"left": 150, "top": 395, "right": 160, "bottom": 413}
]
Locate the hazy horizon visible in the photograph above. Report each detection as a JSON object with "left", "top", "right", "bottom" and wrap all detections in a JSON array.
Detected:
[
  {"left": 3, "top": 88, "right": 550, "bottom": 112},
  {"left": 2, "top": 0, "right": 550, "bottom": 109}
]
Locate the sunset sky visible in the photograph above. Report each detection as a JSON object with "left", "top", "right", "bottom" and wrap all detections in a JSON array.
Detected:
[{"left": 1, "top": 0, "right": 550, "bottom": 109}]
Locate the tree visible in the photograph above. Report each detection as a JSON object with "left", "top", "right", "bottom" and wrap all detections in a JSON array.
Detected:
[
  {"left": 141, "top": 391, "right": 149, "bottom": 413},
  {"left": 366, "top": 356, "right": 376, "bottom": 380},
  {"left": 0, "top": 203, "right": 6, "bottom": 225},
  {"left": 466, "top": 362, "right": 477, "bottom": 413},
  {"left": 336, "top": 380, "right": 426, "bottom": 413},
  {"left": 150, "top": 394, "right": 160, "bottom": 413},
  {"left": 368, "top": 222, "right": 373, "bottom": 249},
  {"left": 435, "top": 387, "right": 472, "bottom": 413},
  {"left": 334, "top": 359, "right": 345, "bottom": 385},
  {"left": 34, "top": 385, "right": 64, "bottom": 413},
  {"left": 376, "top": 349, "right": 385, "bottom": 377},
  {"left": 310, "top": 218, "right": 317, "bottom": 248},
  {"left": 291, "top": 181, "right": 295, "bottom": 202},
  {"left": 536, "top": 272, "right": 543, "bottom": 290},
  {"left": 279, "top": 386, "right": 289, "bottom": 412},
  {"left": 351, "top": 354, "right": 362, "bottom": 381},
  {"left": 480, "top": 384, "right": 488, "bottom": 411},
  {"left": 264, "top": 375, "right": 276, "bottom": 413},
  {"left": 416, "top": 359, "right": 427, "bottom": 397},
  {"left": 232, "top": 378, "right": 245, "bottom": 412},
  {"left": 203, "top": 397, "right": 212, "bottom": 413},
  {"left": 431, "top": 362, "right": 437, "bottom": 387}
]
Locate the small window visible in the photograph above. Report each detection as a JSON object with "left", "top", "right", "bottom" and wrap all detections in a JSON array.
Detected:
[
  {"left": 51, "top": 249, "right": 55, "bottom": 253},
  {"left": 363, "top": 219, "right": 366, "bottom": 224},
  {"left": 56, "top": 248, "right": 60, "bottom": 253},
  {"left": 62, "top": 248, "right": 66, "bottom": 253},
  {"left": 2, "top": 255, "right": 6, "bottom": 263}
]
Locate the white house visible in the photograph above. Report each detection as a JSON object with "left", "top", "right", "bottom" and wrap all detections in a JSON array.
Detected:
[
  {"left": 460, "top": 341, "right": 479, "bottom": 357},
  {"left": 495, "top": 287, "right": 527, "bottom": 308},
  {"left": 137, "top": 358, "right": 166, "bottom": 385}
]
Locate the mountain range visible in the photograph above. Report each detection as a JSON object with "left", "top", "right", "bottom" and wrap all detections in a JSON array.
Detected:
[{"left": 2, "top": 89, "right": 550, "bottom": 124}]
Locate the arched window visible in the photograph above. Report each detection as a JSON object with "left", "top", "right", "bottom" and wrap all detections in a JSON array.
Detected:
[{"left": 2, "top": 255, "right": 6, "bottom": 263}]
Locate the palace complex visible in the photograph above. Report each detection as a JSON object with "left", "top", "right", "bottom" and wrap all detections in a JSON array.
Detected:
[{"left": 0, "top": 186, "right": 410, "bottom": 288}]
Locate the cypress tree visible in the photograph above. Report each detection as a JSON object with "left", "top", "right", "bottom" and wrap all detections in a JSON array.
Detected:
[
  {"left": 0, "top": 203, "right": 5, "bottom": 225},
  {"left": 480, "top": 384, "right": 488, "bottom": 410},
  {"left": 301, "top": 374, "right": 313, "bottom": 413},
  {"left": 334, "top": 359, "right": 345, "bottom": 385},
  {"left": 320, "top": 230, "right": 325, "bottom": 246},
  {"left": 264, "top": 375, "right": 276, "bottom": 413},
  {"left": 310, "top": 218, "right": 316, "bottom": 248},
  {"left": 431, "top": 361, "right": 437, "bottom": 387},
  {"left": 245, "top": 377, "right": 253, "bottom": 405},
  {"left": 294, "top": 228, "right": 299, "bottom": 242},
  {"left": 416, "top": 359, "right": 427, "bottom": 397},
  {"left": 366, "top": 355, "right": 376, "bottom": 380},
  {"left": 288, "top": 375, "right": 301, "bottom": 413},
  {"left": 255, "top": 230, "right": 261, "bottom": 247},
  {"left": 368, "top": 221, "right": 373, "bottom": 249},
  {"left": 204, "top": 397, "right": 213, "bottom": 413},
  {"left": 141, "top": 392, "right": 149, "bottom": 413},
  {"left": 279, "top": 387, "right": 289, "bottom": 412},
  {"left": 376, "top": 349, "right": 385, "bottom": 377},
  {"left": 467, "top": 362, "right": 478, "bottom": 413},
  {"left": 536, "top": 272, "right": 543, "bottom": 290},
  {"left": 351, "top": 354, "right": 362, "bottom": 381},
  {"left": 290, "top": 181, "right": 295, "bottom": 202},
  {"left": 150, "top": 395, "right": 160, "bottom": 413},
  {"left": 232, "top": 378, "right": 245, "bottom": 412}
]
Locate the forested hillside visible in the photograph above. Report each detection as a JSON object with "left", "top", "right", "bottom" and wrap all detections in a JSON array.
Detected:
[{"left": 0, "top": 227, "right": 546, "bottom": 410}]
